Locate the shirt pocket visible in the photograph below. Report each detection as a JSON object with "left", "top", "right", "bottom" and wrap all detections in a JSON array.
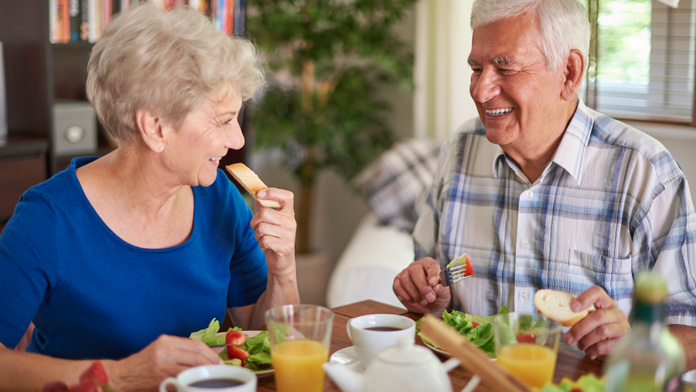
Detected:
[{"left": 551, "top": 249, "right": 634, "bottom": 301}]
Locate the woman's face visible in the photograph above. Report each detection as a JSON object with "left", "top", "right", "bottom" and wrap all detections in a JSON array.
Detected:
[{"left": 167, "top": 89, "right": 244, "bottom": 187}]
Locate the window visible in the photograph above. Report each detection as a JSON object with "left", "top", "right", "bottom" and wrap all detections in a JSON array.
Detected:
[{"left": 583, "top": 0, "right": 696, "bottom": 126}]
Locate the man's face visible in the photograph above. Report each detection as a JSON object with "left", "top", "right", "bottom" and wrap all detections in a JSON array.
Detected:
[{"left": 468, "top": 14, "right": 568, "bottom": 159}]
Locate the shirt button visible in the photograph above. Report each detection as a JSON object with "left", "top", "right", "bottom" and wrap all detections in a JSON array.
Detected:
[
  {"left": 520, "top": 291, "right": 529, "bottom": 300},
  {"left": 526, "top": 191, "right": 534, "bottom": 199},
  {"left": 522, "top": 240, "right": 531, "bottom": 249}
]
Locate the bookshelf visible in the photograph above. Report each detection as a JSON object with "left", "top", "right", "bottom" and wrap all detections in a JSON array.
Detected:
[{"left": 0, "top": 0, "right": 245, "bottom": 231}]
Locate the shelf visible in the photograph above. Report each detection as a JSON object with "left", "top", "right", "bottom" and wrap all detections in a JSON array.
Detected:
[{"left": 0, "top": 134, "right": 49, "bottom": 159}]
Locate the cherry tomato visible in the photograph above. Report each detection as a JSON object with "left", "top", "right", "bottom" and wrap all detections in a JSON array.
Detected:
[{"left": 516, "top": 333, "right": 536, "bottom": 343}]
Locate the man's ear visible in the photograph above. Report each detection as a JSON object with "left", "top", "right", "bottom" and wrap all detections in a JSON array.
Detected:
[
  {"left": 561, "top": 49, "right": 585, "bottom": 101},
  {"left": 136, "top": 109, "right": 166, "bottom": 153}
]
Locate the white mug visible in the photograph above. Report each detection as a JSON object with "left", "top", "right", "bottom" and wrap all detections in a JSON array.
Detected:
[
  {"left": 346, "top": 314, "right": 416, "bottom": 366},
  {"left": 159, "top": 364, "right": 256, "bottom": 392}
]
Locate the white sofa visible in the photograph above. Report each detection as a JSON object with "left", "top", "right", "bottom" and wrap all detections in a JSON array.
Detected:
[
  {"left": 326, "top": 211, "right": 413, "bottom": 308},
  {"left": 325, "top": 139, "right": 441, "bottom": 309}
]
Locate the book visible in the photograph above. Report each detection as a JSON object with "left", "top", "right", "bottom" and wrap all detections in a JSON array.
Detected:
[
  {"left": 101, "top": 0, "right": 112, "bottom": 31},
  {"left": 232, "top": 0, "right": 243, "bottom": 36},
  {"left": 51, "top": 0, "right": 71, "bottom": 43},
  {"left": 69, "top": 0, "right": 81, "bottom": 41},
  {"left": 80, "top": 0, "right": 90, "bottom": 41},
  {"left": 49, "top": 0, "right": 58, "bottom": 43},
  {"left": 88, "top": 0, "right": 99, "bottom": 42}
]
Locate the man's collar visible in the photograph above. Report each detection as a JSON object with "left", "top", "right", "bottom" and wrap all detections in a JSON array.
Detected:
[
  {"left": 491, "top": 100, "right": 593, "bottom": 184},
  {"left": 550, "top": 100, "right": 593, "bottom": 184}
]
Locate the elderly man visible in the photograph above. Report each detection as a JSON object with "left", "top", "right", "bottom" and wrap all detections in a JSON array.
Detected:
[{"left": 393, "top": 0, "right": 696, "bottom": 368}]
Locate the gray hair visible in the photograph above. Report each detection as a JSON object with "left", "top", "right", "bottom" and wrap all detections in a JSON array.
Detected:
[
  {"left": 471, "top": 0, "right": 589, "bottom": 71},
  {"left": 86, "top": 1, "right": 265, "bottom": 143}
]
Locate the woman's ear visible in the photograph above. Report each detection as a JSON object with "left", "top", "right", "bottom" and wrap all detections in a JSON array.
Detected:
[
  {"left": 136, "top": 109, "right": 166, "bottom": 153},
  {"left": 561, "top": 49, "right": 585, "bottom": 101}
]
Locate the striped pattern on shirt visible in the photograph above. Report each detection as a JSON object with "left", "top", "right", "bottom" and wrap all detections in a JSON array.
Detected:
[{"left": 412, "top": 102, "right": 696, "bottom": 325}]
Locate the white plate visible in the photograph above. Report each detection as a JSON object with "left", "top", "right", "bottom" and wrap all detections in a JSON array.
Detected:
[
  {"left": 421, "top": 338, "right": 450, "bottom": 356},
  {"left": 215, "top": 330, "right": 274, "bottom": 377},
  {"left": 420, "top": 333, "right": 497, "bottom": 361},
  {"left": 329, "top": 346, "right": 365, "bottom": 372}
]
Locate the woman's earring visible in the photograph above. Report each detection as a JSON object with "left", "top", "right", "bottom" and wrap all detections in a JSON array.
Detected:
[{"left": 159, "top": 145, "right": 165, "bottom": 152}]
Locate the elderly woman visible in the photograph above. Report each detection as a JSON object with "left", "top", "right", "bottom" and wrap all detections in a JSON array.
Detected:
[{"left": 0, "top": 2, "right": 298, "bottom": 390}]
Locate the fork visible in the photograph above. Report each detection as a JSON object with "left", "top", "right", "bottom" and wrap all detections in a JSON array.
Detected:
[{"left": 440, "top": 257, "right": 474, "bottom": 286}]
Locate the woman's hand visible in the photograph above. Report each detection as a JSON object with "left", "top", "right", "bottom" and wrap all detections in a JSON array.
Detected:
[
  {"left": 250, "top": 188, "right": 297, "bottom": 279},
  {"left": 393, "top": 257, "right": 451, "bottom": 315},
  {"left": 563, "top": 285, "right": 631, "bottom": 360},
  {"left": 105, "top": 335, "right": 221, "bottom": 392}
]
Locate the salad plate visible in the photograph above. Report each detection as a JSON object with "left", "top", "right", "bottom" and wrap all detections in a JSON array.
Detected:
[
  {"left": 420, "top": 333, "right": 497, "bottom": 360},
  {"left": 419, "top": 335, "right": 450, "bottom": 356}
]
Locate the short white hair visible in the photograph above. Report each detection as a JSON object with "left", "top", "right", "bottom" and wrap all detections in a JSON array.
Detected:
[
  {"left": 471, "top": 0, "right": 590, "bottom": 71},
  {"left": 86, "top": 1, "right": 265, "bottom": 143}
]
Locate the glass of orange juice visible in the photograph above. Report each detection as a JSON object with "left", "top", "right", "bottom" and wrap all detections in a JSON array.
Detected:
[
  {"left": 265, "top": 304, "right": 334, "bottom": 392},
  {"left": 492, "top": 312, "right": 561, "bottom": 389}
]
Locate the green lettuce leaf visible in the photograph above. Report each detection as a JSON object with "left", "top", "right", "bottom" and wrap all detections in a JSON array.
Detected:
[
  {"left": 188, "top": 319, "right": 234, "bottom": 346},
  {"left": 244, "top": 351, "right": 272, "bottom": 370},
  {"left": 575, "top": 374, "right": 604, "bottom": 392},
  {"left": 189, "top": 318, "right": 221, "bottom": 346},
  {"left": 244, "top": 331, "right": 270, "bottom": 355},
  {"left": 418, "top": 305, "right": 510, "bottom": 358}
]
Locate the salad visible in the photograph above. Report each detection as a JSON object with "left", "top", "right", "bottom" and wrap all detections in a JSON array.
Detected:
[
  {"left": 189, "top": 318, "right": 273, "bottom": 371},
  {"left": 538, "top": 374, "right": 604, "bottom": 392},
  {"left": 417, "top": 305, "right": 510, "bottom": 358}
]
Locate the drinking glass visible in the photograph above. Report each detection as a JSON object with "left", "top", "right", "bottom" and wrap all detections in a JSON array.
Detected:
[
  {"left": 492, "top": 312, "right": 561, "bottom": 389},
  {"left": 265, "top": 304, "right": 335, "bottom": 392}
]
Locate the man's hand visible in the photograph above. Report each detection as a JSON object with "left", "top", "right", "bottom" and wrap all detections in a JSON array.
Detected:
[
  {"left": 563, "top": 285, "right": 630, "bottom": 360},
  {"left": 393, "top": 257, "right": 451, "bottom": 315}
]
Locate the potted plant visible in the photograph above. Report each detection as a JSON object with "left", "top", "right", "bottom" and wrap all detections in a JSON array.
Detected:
[{"left": 245, "top": 0, "right": 416, "bottom": 255}]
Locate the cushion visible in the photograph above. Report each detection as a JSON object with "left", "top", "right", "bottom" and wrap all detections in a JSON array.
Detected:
[{"left": 352, "top": 139, "right": 440, "bottom": 232}]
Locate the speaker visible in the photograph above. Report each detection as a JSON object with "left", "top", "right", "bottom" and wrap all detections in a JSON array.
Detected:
[{"left": 52, "top": 100, "right": 97, "bottom": 156}]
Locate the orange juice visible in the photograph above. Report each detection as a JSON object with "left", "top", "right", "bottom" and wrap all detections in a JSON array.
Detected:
[
  {"left": 497, "top": 343, "right": 557, "bottom": 388},
  {"left": 271, "top": 339, "right": 328, "bottom": 392}
]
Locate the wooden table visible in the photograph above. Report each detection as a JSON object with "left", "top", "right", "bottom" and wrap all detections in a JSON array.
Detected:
[{"left": 256, "top": 300, "right": 605, "bottom": 391}]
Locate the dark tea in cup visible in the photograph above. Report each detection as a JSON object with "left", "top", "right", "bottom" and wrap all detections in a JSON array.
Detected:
[
  {"left": 364, "top": 326, "right": 403, "bottom": 332},
  {"left": 189, "top": 378, "right": 246, "bottom": 388}
]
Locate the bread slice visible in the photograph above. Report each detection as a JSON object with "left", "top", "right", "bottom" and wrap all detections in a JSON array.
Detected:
[
  {"left": 225, "top": 163, "right": 281, "bottom": 209},
  {"left": 533, "top": 289, "right": 594, "bottom": 327}
]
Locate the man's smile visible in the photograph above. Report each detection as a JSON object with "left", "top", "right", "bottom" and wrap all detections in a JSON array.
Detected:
[{"left": 486, "top": 108, "right": 514, "bottom": 117}]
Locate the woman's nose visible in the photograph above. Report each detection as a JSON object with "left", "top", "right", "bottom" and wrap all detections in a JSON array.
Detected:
[
  {"left": 470, "top": 69, "right": 501, "bottom": 103},
  {"left": 226, "top": 121, "right": 245, "bottom": 150}
]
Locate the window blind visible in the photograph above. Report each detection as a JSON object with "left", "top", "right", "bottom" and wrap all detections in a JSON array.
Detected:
[{"left": 583, "top": 0, "right": 696, "bottom": 126}]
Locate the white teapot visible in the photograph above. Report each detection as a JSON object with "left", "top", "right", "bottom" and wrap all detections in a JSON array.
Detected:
[{"left": 323, "top": 337, "right": 459, "bottom": 392}]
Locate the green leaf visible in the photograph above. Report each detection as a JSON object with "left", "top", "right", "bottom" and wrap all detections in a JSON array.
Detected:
[
  {"left": 243, "top": 331, "right": 270, "bottom": 355},
  {"left": 244, "top": 352, "right": 273, "bottom": 371},
  {"left": 223, "top": 358, "right": 243, "bottom": 367},
  {"left": 189, "top": 318, "right": 221, "bottom": 346}
]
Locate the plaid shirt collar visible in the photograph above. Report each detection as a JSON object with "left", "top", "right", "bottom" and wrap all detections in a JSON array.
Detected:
[{"left": 491, "top": 100, "right": 592, "bottom": 186}]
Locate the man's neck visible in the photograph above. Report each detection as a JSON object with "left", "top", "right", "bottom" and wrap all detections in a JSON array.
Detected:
[{"left": 503, "top": 101, "right": 578, "bottom": 183}]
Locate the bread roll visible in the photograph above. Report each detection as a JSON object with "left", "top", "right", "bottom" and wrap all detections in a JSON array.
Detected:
[
  {"left": 226, "top": 163, "right": 281, "bottom": 208},
  {"left": 533, "top": 289, "right": 594, "bottom": 327}
]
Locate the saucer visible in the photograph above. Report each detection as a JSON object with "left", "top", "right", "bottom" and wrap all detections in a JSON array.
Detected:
[{"left": 329, "top": 346, "right": 365, "bottom": 372}]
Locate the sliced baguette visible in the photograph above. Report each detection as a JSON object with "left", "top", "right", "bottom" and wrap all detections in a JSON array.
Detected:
[
  {"left": 533, "top": 289, "right": 594, "bottom": 327},
  {"left": 225, "top": 163, "right": 281, "bottom": 209}
]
